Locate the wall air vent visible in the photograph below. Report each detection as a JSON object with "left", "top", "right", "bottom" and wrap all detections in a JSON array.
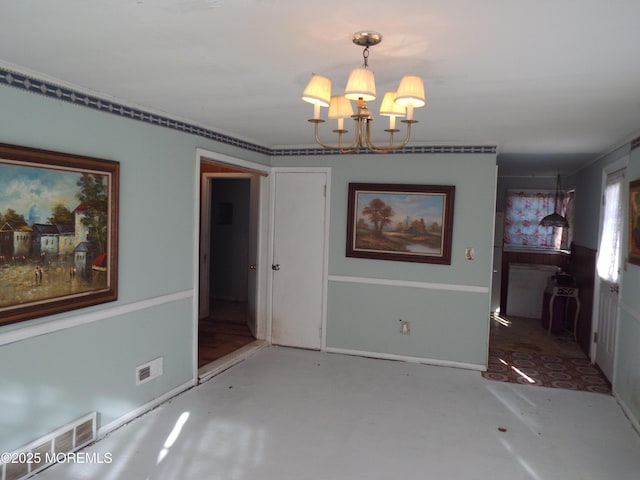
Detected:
[
  {"left": 138, "top": 366, "right": 151, "bottom": 382},
  {"left": 1, "top": 412, "right": 96, "bottom": 480},
  {"left": 136, "top": 357, "right": 163, "bottom": 386}
]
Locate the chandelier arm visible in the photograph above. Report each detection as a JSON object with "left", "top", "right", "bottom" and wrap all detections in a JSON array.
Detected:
[
  {"left": 364, "top": 119, "right": 413, "bottom": 152},
  {"left": 313, "top": 118, "right": 360, "bottom": 152}
]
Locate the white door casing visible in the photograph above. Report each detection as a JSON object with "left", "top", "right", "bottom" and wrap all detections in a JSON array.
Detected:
[
  {"left": 270, "top": 169, "right": 330, "bottom": 350},
  {"left": 194, "top": 149, "right": 271, "bottom": 375},
  {"left": 246, "top": 175, "right": 260, "bottom": 337}
]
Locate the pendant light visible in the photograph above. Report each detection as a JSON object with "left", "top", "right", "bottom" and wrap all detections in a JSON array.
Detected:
[{"left": 539, "top": 173, "right": 570, "bottom": 228}]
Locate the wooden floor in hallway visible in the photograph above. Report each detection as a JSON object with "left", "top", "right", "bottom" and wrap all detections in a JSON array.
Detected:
[{"left": 198, "top": 300, "right": 255, "bottom": 367}]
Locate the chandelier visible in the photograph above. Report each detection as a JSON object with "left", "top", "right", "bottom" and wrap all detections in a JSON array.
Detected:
[{"left": 301, "top": 31, "right": 426, "bottom": 153}]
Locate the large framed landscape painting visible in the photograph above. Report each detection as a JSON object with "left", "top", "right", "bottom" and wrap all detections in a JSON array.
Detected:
[
  {"left": 346, "top": 183, "right": 455, "bottom": 265},
  {"left": 0, "top": 143, "right": 119, "bottom": 325}
]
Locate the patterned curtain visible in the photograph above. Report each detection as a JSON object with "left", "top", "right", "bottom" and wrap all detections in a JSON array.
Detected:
[
  {"left": 596, "top": 170, "right": 625, "bottom": 282},
  {"left": 504, "top": 190, "right": 567, "bottom": 249}
]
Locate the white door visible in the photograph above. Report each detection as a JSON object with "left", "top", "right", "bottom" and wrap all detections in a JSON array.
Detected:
[
  {"left": 271, "top": 170, "right": 329, "bottom": 350},
  {"left": 595, "top": 167, "right": 625, "bottom": 381}
]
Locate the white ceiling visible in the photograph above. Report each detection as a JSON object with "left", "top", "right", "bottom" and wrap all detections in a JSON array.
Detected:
[{"left": 1, "top": 0, "right": 640, "bottom": 175}]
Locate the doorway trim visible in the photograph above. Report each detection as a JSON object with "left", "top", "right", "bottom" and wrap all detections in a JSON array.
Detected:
[{"left": 194, "top": 148, "right": 271, "bottom": 378}]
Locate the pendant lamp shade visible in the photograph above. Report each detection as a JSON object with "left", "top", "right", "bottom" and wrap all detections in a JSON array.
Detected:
[
  {"left": 345, "top": 67, "right": 376, "bottom": 101},
  {"left": 302, "top": 74, "right": 331, "bottom": 107},
  {"left": 394, "top": 75, "right": 426, "bottom": 107},
  {"left": 539, "top": 173, "right": 570, "bottom": 228},
  {"left": 540, "top": 212, "right": 570, "bottom": 228},
  {"left": 328, "top": 95, "right": 354, "bottom": 119},
  {"left": 379, "top": 91, "right": 406, "bottom": 117}
]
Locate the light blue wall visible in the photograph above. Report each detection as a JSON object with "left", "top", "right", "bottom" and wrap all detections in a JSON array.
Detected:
[
  {"left": 616, "top": 144, "right": 640, "bottom": 425},
  {"left": 273, "top": 154, "right": 497, "bottom": 366},
  {"left": 570, "top": 144, "right": 629, "bottom": 250},
  {"left": 0, "top": 80, "right": 498, "bottom": 454},
  {"left": 571, "top": 140, "right": 640, "bottom": 426},
  {"left": 0, "top": 85, "right": 269, "bottom": 452}
]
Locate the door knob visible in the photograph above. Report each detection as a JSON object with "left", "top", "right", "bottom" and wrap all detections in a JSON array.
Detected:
[
  {"left": 249, "top": 264, "right": 257, "bottom": 271},
  {"left": 272, "top": 264, "right": 280, "bottom": 271}
]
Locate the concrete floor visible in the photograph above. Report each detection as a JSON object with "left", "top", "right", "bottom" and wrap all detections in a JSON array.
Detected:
[{"left": 35, "top": 346, "right": 640, "bottom": 480}]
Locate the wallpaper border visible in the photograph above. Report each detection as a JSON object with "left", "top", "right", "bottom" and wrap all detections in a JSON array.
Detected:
[{"left": 0, "top": 65, "right": 497, "bottom": 157}]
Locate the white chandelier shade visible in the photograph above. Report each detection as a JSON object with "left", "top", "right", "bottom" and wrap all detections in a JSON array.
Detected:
[
  {"left": 301, "top": 74, "right": 331, "bottom": 107},
  {"left": 328, "top": 95, "right": 355, "bottom": 131},
  {"left": 379, "top": 90, "right": 406, "bottom": 131},
  {"left": 344, "top": 67, "right": 376, "bottom": 101}
]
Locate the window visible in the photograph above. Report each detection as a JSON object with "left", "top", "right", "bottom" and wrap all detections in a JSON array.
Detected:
[{"left": 504, "top": 189, "right": 572, "bottom": 250}]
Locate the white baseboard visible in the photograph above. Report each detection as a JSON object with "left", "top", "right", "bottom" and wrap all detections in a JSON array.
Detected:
[
  {"left": 613, "top": 388, "right": 640, "bottom": 436},
  {"left": 324, "top": 346, "right": 486, "bottom": 372},
  {"left": 96, "top": 378, "right": 195, "bottom": 440}
]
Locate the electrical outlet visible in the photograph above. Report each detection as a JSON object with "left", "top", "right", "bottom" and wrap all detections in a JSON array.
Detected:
[{"left": 400, "top": 320, "right": 411, "bottom": 335}]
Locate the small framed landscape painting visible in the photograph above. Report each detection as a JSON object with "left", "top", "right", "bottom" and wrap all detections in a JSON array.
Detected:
[{"left": 346, "top": 182, "right": 455, "bottom": 265}]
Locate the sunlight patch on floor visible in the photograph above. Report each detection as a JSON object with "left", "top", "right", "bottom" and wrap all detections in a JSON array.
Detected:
[
  {"left": 499, "top": 357, "right": 536, "bottom": 384},
  {"left": 492, "top": 313, "right": 512, "bottom": 327},
  {"left": 156, "top": 412, "right": 190, "bottom": 465}
]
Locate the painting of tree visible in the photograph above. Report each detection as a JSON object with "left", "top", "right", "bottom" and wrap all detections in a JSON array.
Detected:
[
  {"left": 362, "top": 198, "right": 395, "bottom": 235},
  {"left": 77, "top": 173, "right": 109, "bottom": 254},
  {"left": 347, "top": 183, "right": 455, "bottom": 265}
]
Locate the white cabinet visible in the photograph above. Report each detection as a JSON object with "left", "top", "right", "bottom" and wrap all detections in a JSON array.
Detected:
[{"left": 506, "top": 263, "right": 557, "bottom": 318}]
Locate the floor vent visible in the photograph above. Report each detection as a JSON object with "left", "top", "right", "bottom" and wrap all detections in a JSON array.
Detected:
[{"left": 1, "top": 412, "right": 96, "bottom": 480}]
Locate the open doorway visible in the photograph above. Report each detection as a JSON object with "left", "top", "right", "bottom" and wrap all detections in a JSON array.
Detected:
[
  {"left": 485, "top": 190, "right": 610, "bottom": 393},
  {"left": 199, "top": 177, "right": 255, "bottom": 366},
  {"left": 197, "top": 156, "right": 269, "bottom": 378}
]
